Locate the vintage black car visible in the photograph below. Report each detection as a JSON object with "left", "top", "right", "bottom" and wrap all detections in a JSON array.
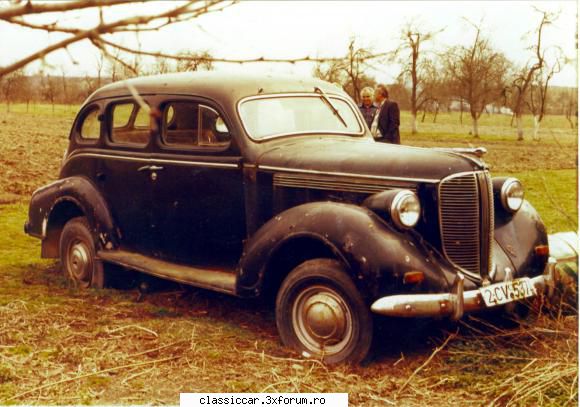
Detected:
[{"left": 25, "top": 72, "right": 556, "bottom": 363}]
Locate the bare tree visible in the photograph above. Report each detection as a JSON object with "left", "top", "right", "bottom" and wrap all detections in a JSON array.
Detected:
[
  {"left": 313, "top": 59, "right": 344, "bottom": 85},
  {"left": 564, "top": 88, "right": 578, "bottom": 129},
  {"left": 312, "top": 39, "right": 378, "bottom": 103},
  {"left": 150, "top": 57, "right": 174, "bottom": 75},
  {"left": 60, "top": 67, "right": 69, "bottom": 105},
  {"left": 505, "top": 9, "right": 558, "bottom": 141},
  {"left": 19, "top": 74, "right": 33, "bottom": 112},
  {"left": 396, "top": 22, "right": 443, "bottom": 133},
  {"left": 176, "top": 51, "right": 214, "bottom": 72},
  {"left": 0, "top": 69, "right": 25, "bottom": 112},
  {"left": 526, "top": 53, "right": 562, "bottom": 140},
  {"left": 0, "top": 0, "right": 236, "bottom": 78},
  {"left": 443, "top": 23, "right": 510, "bottom": 137},
  {"left": 40, "top": 73, "right": 59, "bottom": 114},
  {"left": 343, "top": 39, "right": 377, "bottom": 104},
  {"left": 83, "top": 52, "right": 106, "bottom": 97}
]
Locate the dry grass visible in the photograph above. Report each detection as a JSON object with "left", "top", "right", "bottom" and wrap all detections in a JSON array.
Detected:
[{"left": 0, "top": 261, "right": 576, "bottom": 406}]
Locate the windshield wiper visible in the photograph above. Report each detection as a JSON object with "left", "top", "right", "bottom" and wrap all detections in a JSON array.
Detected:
[{"left": 314, "top": 87, "right": 347, "bottom": 128}]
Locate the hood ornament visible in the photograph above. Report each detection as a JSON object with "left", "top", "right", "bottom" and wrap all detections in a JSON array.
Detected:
[{"left": 435, "top": 147, "right": 488, "bottom": 158}]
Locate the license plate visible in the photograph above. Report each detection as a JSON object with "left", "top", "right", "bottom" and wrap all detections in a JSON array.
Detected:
[{"left": 479, "top": 278, "right": 537, "bottom": 307}]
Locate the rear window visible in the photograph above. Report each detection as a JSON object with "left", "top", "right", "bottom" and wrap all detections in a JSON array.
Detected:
[
  {"left": 79, "top": 107, "right": 100, "bottom": 141},
  {"left": 110, "top": 102, "right": 150, "bottom": 145}
]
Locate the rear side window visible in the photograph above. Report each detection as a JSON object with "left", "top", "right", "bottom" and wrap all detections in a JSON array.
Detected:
[
  {"left": 79, "top": 107, "right": 100, "bottom": 140},
  {"left": 110, "top": 102, "right": 150, "bottom": 145},
  {"left": 162, "top": 101, "right": 230, "bottom": 148}
]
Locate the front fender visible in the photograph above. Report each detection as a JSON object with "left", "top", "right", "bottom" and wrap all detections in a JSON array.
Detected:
[
  {"left": 494, "top": 199, "right": 548, "bottom": 278},
  {"left": 237, "top": 202, "right": 453, "bottom": 301},
  {"left": 26, "top": 176, "right": 117, "bottom": 247}
]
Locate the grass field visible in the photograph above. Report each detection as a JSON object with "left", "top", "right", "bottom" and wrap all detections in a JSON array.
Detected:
[{"left": 0, "top": 105, "right": 577, "bottom": 405}]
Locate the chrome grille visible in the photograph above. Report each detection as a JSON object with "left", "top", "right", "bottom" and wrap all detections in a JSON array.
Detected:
[
  {"left": 484, "top": 171, "right": 494, "bottom": 277},
  {"left": 439, "top": 172, "right": 494, "bottom": 277}
]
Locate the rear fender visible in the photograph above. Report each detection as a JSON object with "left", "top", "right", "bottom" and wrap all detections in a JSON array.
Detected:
[{"left": 27, "top": 177, "right": 117, "bottom": 257}]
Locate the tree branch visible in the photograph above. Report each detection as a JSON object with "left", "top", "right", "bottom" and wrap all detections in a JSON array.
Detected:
[
  {"left": 0, "top": 0, "right": 141, "bottom": 19},
  {"left": 96, "top": 36, "right": 389, "bottom": 65},
  {"left": 0, "top": 0, "right": 233, "bottom": 77}
]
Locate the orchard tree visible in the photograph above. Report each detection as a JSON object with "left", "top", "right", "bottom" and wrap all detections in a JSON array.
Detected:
[
  {"left": 396, "top": 22, "right": 443, "bottom": 133},
  {"left": 313, "top": 38, "right": 381, "bottom": 103},
  {"left": 40, "top": 73, "right": 59, "bottom": 113},
  {"left": 525, "top": 52, "right": 562, "bottom": 140},
  {"left": 505, "top": 9, "right": 558, "bottom": 140},
  {"left": 0, "top": 69, "right": 25, "bottom": 111},
  {"left": 176, "top": 51, "right": 214, "bottom": 72},
  {"left": 444, "top": 23, "right": 510, "bottom": 137}
]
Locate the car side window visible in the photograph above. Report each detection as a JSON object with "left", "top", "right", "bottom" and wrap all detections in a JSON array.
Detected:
[
  {"left": 110, "top": 102, "right": 150, "bottom": 145},
  {"left": 79, "top": 107, "right": 100, "bottom": 141},
  {"left": 200, "top": 105, "right": 231, "bottom": 147},
  {"left": 162, "top": 101, "right": 230, "bottom": 148}
]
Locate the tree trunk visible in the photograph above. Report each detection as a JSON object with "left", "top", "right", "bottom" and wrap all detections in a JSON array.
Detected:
[
  {"left": 411, "top": 112, "right": 418, "bottom": 134},
  {"left": 472, "top": 117, "right": 479, "bottom": 138},
  {"left": 532, "top": 115, "right": 541, "bottom": 141},
  {"left": 516, "top": 114, "right": 524, "bottom": 141}
]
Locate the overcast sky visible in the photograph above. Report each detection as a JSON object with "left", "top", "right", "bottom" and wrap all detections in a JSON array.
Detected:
[{"left": 0, "top": 0, "right": 577, "bottom": 86}]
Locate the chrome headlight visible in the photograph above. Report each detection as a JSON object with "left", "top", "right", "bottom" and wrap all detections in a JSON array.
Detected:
[
  {"left": 501, "top": 178, "right": 524, "bottom": 212},
  {"left": 390, "top": 190, "right": 421, "bottom": 229}
]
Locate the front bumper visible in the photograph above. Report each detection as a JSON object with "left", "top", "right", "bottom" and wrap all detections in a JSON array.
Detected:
[{"left": 370, "top": 257, "right": 557, "bottom": 320}]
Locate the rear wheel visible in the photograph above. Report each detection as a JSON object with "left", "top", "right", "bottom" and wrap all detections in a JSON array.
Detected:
[
  {"left": 59, "top": 217, "right": 105, "bottom": 289},
  {"left": 275, "top": 259, "right": 372, "bottom": 364}
]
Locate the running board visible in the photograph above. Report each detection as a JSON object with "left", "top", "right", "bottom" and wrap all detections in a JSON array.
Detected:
[{"left": 98, "top": 250, "right": 237, "bottom": 295}]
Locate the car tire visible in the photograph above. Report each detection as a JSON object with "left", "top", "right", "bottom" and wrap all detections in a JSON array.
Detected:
[
  {"left": 275, "top": 258, "right": 373, "bottom": 364},
  {"left": 59, "top": 217, "right": 105, "bottom": 289}
]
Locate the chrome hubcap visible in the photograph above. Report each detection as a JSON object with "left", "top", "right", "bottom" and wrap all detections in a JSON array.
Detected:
[
  {"left": 292, "top": 285, "right": 353, "bottom": 356},
  {"left": 68, "top": 241, "right": 91, "bottom": 282}
]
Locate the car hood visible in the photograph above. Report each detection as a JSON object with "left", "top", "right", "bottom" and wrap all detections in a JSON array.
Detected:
[{"left": 255, "top": 137, "right": 483, "bottom": 182}]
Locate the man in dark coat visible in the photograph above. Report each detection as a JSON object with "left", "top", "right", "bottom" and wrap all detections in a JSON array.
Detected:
[{"left": 371, "top": 84, "right": 400, "bottom": 144}]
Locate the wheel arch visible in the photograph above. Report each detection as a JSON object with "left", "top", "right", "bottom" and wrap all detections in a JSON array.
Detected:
[
  {"left": 27, "top": 177, "right": 118, "bottom": 258},
  {"left": 257, "top": 232, "right": 352, "bottom": 302},
  {"left": 42, "top": 198, "right": 86, "bottom": 258}
]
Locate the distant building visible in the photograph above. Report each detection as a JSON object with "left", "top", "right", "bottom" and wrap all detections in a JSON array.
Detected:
[{"left": 485, "top": 104, "right": 513, "bottom": 115}]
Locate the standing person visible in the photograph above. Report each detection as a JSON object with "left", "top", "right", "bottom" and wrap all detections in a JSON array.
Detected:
[
  {"left": 370, "top": 84, "right": 400, "bottom": 144},
  {"left": 358, "top": 87, "right": 377, "bottom": 128}
]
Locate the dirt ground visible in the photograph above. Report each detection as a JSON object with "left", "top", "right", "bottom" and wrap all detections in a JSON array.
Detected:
[{"left": 0, "top": 107, "right": 577, "bottom": 405}]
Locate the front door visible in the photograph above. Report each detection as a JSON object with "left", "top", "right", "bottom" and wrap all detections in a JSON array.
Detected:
[{"left": 150, "top": 99, "right": 246, "bottom": 267}]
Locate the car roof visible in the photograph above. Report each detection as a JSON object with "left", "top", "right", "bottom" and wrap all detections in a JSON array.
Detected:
[{"left": 84, "top": 71, "right": 346, "bottom": 106}]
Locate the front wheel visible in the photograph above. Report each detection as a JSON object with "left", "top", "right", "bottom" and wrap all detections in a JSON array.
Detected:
[
  {"left": 275, "top": 259, "right": 373, "bottom": 364},
  {"left": 59, "top": 217, "right": 105, "bottom": 289}
]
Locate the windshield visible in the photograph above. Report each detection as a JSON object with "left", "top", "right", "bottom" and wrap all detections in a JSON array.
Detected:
[{"left": 239, "top": 95, "right": 363, "bottom": 140}]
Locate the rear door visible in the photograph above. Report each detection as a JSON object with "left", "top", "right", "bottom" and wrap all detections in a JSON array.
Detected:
[{"left": 150, "top": 98, "right": 246, "bottom": 267}]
